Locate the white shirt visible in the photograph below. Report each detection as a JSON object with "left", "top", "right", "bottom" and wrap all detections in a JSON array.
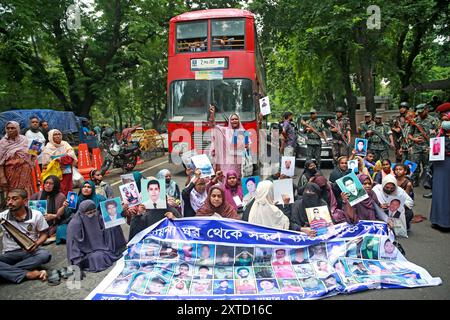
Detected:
[
  {"left": 25, "top": 130, "right": 46, "bottom": 164},
  {"left": 0, "top": 208, "right": 49, "bottom": 253}
]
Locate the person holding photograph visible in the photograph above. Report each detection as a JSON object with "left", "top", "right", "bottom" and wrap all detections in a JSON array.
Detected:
[
  {"left": 24, "top": 116, "right": 46, "bottom": 167},
  {"left": 66, "top": 200, "right": 121, "bottom": 273},
  {"left": 341, "top": 176, "right": 367, "bottom": 204},
  {"left": 297, "top": 160, "right": 320, "bottom": 193},
  {"left": 329, "top": 156, "right": 351, "bottom": 209},
  {"left": 181, "top": 168, "right": 211, "bottom": 217},
  {"left": 90, "top": 169, "right": 114, "bottom": 199},
  {"left": 221, "top": 170, "right": 244, "bottom": 211},
  {"left": 157, "top": 169, "right": 181, "bottom": 207},
  {"left": 30, "top": 175, "right": 67, "bottom": 244},
  {"left": 102, "top": 199, "right": 123, "bottom": 223},
  {"left": 245, "top": 180, "right": 290, "bottom": 230},
  {"left": 41, "top": 129, "right": 77, "bottom": 196},
  {"left": 196, "top": 185, "right": 240, "bottom": 219}
]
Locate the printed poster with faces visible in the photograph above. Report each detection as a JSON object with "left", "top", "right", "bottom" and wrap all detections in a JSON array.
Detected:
[
  {"left": 429, "top": 137, "right": 445, "bottom": 161},
  {"left": 273, "top": 179, "right": 294, "bottom": 204},
  {"left": 119, "top": 182, "right": 142, "bottom": 208}
]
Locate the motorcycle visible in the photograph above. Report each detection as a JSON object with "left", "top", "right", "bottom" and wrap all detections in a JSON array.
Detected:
[{"left": 100, "top": 128, "right": 141, "bottom": 175}]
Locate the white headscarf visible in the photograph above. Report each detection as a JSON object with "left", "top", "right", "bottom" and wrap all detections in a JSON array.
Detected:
[
  {"left": 41, "top": 129, "right": 77, "bottom": 165},
  {"left": 248, "top": 180, "right": 290, "bottom": 230},
  {"left": 189, "top": 178, "right": 208, "bottom": 212}
]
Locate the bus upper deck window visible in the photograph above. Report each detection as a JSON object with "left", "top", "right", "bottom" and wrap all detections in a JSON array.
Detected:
[
  {"left": 176, "top": 21, "right": 208, "bottom": 53},
  {"left": 212, "top": 19, "right": 245, "bottom": 51}
]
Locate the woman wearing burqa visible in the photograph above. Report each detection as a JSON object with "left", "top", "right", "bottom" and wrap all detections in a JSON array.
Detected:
[
  {"left": 66, "top": 200, "right": 121, "bottom": 272},
  {"left": 196, "top": 185, "right": 240, "bottom": 219},
  {"left": 297, "top": 160, "right": 319, "bottom": 193}
]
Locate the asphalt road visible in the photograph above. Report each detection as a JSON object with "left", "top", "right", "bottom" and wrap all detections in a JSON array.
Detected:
[{"left": 0, "top": 154, "right": 448, "bottom": 300}]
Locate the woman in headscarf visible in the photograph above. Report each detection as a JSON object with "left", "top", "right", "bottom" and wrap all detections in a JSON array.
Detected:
[
  {"left": 340, "top": 174, "right": 382, "bottom": 224},
  {"left": 309, "top": 175, "right": 340, "bottom": 216},
  {"left": 90, "top": 169, "right": 114, "bottom": 199},
  {"left": 374, "top": 158, "right": 394, "bottom": 185},
  {"left": 41, "top": 129, "right": 77, "bottom": 196},
  {"left": 222, "top": 170, "right": 244, "bottom": 211},
  {"left": 246, "top": 180, "right": 290, "bottom": 230},
  {"left": 66, "top": 200, "right": 121, "bottom": 272},
  {"left": 209, "top": 104, "right": 250, "bottom": 178},
  {"left": 297, "top": 160, "right": 319, "bottom": 192},
  {"left": 287, "top": 183, "right": 330, "bottom": 237},
  {"left": 181, "top": 168, "right": 209, "bottom": 217},
  {"left": 30, "top": 175, "right": 67, "bottom": 242},
  {"left": 329, "top": 156, "right": 351, "bottom": 209},
  {"left": 157, "top": 169, "right": 181, "bottom": 208},
  {"left": 196, "top": 185, "right": 240, "bottom": 219},
  {"left": 0, "top": 121, "right": 35, "bottom": 198}
]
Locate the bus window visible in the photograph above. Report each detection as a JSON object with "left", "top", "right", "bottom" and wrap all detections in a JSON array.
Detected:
[
  {"left": 211, "top": 19, "right": 245, "bottom": 51},
  {"left": 176, "top": 21, "right": 208, "bottom": 53},
  {"left": 170, "top": 80, "right": 208, "bottom": 118},
  {"left": 211, "top": 79, "right": 254, "bottom": 120}
]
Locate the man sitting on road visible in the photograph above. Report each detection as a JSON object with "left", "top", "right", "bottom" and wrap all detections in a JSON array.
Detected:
[{"left": 0, "top": 189, "right": 51, "bottom": 283}]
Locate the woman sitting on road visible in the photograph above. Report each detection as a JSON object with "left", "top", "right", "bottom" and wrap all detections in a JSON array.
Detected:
[
  {"left": 222, "top": 170, "right": 244, "bottom": 212},
  {"left": 157, "top": 169, "right": 181, "bottom": 208},
  {"left": 374, "top": 159, "right": 394, "bottom": 185},
  {"left": 196, "top": 185, "right": 240, "bottom": 219},
  {"left": 181, "top": 168, "right": 214, "bottom": 217},
  {"left": 30, "top": 175, "right": 67, "bottom": 244}
]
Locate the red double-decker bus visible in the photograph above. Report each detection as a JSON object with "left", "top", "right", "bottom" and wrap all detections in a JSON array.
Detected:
[{"left": 167, "top": 9, "right": 266, "bottom": 163}]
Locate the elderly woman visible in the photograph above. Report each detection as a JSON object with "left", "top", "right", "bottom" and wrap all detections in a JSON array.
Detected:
[
  {"left": 30, "top": 175, "right": 67, "bottom": 243},
  {"left": 245, "top": 180, "right": 290, "bottom": 230},
  {"left": 41, "top": 129, "right": 77, "bottom": 196},
  {"left": 0, "top": 121, "right": 35, "bottom": 197},
  {"left": 181, "top": 168, "right": 209, "bottom": 217},
  {"left": 157, "top": 169, "right": 181, "bottom": 207},
  {"left": 196, "top": 185, "right": 241, "bottom": 219}
]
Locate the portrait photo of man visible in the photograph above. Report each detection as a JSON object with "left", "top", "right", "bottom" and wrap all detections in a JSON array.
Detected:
[
  {"left": 100, "top": 198, "right": 125, "bottom": 228},
  {"left": 337, "top": 172, "right": 368, "bottom": 206},
  {"left": 354, "top": 138, "right": 368, "bottom": 156},
  {"left": 142, "top": 179, "right": 167, "bottom": 209}
]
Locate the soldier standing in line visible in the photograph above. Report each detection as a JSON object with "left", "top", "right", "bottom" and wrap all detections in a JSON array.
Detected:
[
  {"left": 327, "top": 107, "right": 351, "bottom": 165},
  {"left": 391, "top": 102, "right": 410, "bottom": 163},
  {"left": 358, "top": 112, "right": 374, "bottom": 138},
  {"left": 302, "top": 109, "right": 327, "bottom": 169},
  {"left": 408, "top": 103, "right": 439, "bottom": 187},
  {"left": 366, "top": 115, "right": 395, "bottom": 162}
]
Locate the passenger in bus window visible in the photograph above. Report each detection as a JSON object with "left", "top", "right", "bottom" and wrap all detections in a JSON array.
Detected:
[{"left": 214, "top": 36, "right": 234, "bottom": 50}]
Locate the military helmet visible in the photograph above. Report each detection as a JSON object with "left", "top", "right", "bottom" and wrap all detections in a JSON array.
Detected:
[
  {"left": 415, "top": 103, "right": 428, "bottom": 113},
  {"left": 336, "top": 107, "right": 345, "bottom": 113},
  {"left": 400, "top": 101, "right": 409, "bottom": 109}
]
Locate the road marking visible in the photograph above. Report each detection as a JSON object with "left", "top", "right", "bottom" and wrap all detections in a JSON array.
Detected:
[{"left": 110, "top": 160, "right": 168, "bottom": 186}]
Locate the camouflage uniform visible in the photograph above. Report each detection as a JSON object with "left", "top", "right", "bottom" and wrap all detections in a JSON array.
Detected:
[
  {"left": 366, "top": 121, "right": 392, "bottom": 161},
  {"left": 328, "top": 116, "right": 351, "bottom": 164},
  {"left": 358, "top": 120, "right": 374, "bottom": 138},
  {"left": 305, "top": 118, "right": 325, "bottom": 168},
  {"left": 391, "top": 114, "right": 409, "bottom": 163},
  {"left": 408, "top": 115, "right": 439, "bottom": 185}
]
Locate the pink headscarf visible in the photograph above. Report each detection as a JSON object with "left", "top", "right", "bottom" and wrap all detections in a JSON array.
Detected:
[
  {"left": 223, "top": 170, "right": 243, "bottom": 210},
  {"left": 210, "top": 113, "right": 246, "bottom": 166},
  {"left": 0, "top": 121, "right": 32, "bottom": 165}
]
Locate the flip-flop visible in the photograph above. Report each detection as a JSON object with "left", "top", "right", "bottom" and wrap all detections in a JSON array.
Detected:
[
  {"left": 47, "top": 270, "right": 61, "bottom": 286},
  {"left": 412, "top": 215, "right": 427, "bottom": 223}
]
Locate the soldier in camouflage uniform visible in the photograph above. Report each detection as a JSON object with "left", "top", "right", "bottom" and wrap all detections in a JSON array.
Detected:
[
  {"left": 407, "top": 104, "right": 439, "bottom": 186},
  {"left": 303, "top": 109, "right": 327, "bottom": 169},
  {"left": 327, "top": 107, "right": 351, "bottom": 165},
  {"left": 358, "top": 112, "right": 374, "bottom": 138},
  {"left": 366, "top": 115, "right": 394, "bottom": 162},
  {"left": 391, "top": 102, "right": 410, "bottom": 163}
]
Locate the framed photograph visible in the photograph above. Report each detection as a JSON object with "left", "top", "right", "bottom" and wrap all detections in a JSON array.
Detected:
[
  {"left": 273, "top": 178, "right": 294, "bottom": 204},
  {"left": 99, "top": 197, "right": 126, "bottom": 229},
  {"left": 191, "top": 154, "right": 215, "bottom": 178},
  {"left": 305, "top": 205, "right": 333, "bottom": 236},
  {"left": 28, "top": 200, "right": 47, "bottom": 215},
  {"left": 429, "top": 137, "right": 445, "bottom": 161},
  {"left": 404, "top": 160, "right": 418, "bottom": 175},
  {"left": 140, "top": 178, "right": 167, "bottom": 209},
  {"left": 67, "top": 191, "right": 78, "bottom": 209},
  {"left": 281, "top": 156, "right": 296, "bottom": 177},
  {"left": 336, "top": 171, "right": 369, "bottom": 206},
  {"left": 120, "top": 173, "right": 135, "bottom": 185},
  {"left": 259, "top": 96, "right": 271, "bottom": 116},
  {"left": 347, "top": 159, "right": 359, "bottom": 173},
  {"left": 354, "top": 138, "right": 368, "bottom": 156},
  {"left": 28, "top": 140, "right": 43, "bottom": 156},
  {"left": 119, "top": 182, "right": 142, "bottom": 208}
]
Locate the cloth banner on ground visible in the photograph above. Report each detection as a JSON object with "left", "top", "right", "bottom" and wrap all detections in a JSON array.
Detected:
[{"left": 86, "top": 218, "right": 441, "bottom": 300}]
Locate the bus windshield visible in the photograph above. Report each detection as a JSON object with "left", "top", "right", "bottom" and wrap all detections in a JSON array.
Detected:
[{"left": 169, "top": 79, "right": 255, "bottom": 122}]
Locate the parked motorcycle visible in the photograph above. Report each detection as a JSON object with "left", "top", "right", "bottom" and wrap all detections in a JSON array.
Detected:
[{"left": 100, "top": 128, "right": 141, "bottom": 175}]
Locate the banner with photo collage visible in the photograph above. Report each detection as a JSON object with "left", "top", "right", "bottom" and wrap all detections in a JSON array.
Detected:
[{"left": 87, "top": 218, "right": 441, "bottom": 300}]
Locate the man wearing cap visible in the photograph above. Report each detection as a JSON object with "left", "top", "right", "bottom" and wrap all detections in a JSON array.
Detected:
[
  {"left": 303, "top": 109, "right": 326, "bottom": 169},
  {"left": 358, "top": 112, "right": 374, "bottom": 138},
  {"left": 407, "top": 103, "right": 439, "bottom": 187},
  {"left": 392, "top": 102, "right": 411, "bottom": 162},
  {"left": 366, "top": 115, "right": 394, "bottom": 162},
  {"left": 327, "top": 107, "right": 351, "bottom": 165}
]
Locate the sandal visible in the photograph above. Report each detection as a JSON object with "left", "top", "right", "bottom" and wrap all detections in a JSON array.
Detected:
[{"left": 47, "top": 270, "right": 61, "bottom": 286}]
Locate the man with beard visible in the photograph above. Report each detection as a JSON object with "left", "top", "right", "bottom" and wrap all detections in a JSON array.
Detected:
[
  {"left": 39, "top": 120, "right": 50, "bottom": 143},
  {"left": 391, "top": 102, "right": 410, "bottom": 163},
  {"left": 0, "top": 189, "right": 51, "bottom": 283},
  {"left": 372, "top": 175, "right": 414, "bottom": 233}
]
